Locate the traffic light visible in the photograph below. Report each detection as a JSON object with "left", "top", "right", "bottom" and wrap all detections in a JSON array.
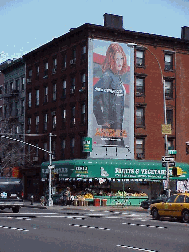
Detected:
[{"left": 172, "top": 167, "right": 183, "bottom": 176}]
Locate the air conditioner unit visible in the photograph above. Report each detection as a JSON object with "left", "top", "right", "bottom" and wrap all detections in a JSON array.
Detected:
[
  {"left": 70, "top": 59, "right": 74, "bottom": 65},
  {"left": 33, "top": 156, "right": 38, "bottom": 161},
  {"left": 26, "top": 130, "right": 31, "bottom": 133},
  {"left": 27, "top": 78, "right": 31, "bottom": 83}
]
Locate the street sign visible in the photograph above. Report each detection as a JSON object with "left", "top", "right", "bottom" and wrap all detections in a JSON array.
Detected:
[
  {"left": 161, "top": 124, "right": 172, "bottom": 135},
  {"left": 48, "top": 165, "right": 55, "bottom": 169},
  {"left": 162, "top": 161, "right": 175, "bottom": 167},
  {"left": 162, "top": 156, "right": 175, "bottom": 162},
  {"left": 168, "top": 150, "right": 177, "bottom": 155}
]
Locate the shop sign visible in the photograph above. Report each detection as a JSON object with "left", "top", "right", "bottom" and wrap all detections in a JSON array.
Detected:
[{"left": 114, "top": 167, "right": 170, "bottom": 180}]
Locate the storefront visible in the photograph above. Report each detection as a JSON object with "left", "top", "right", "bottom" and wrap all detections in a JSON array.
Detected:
[{"left": 41, "top": 159, "right": 189, "bottom": 206}]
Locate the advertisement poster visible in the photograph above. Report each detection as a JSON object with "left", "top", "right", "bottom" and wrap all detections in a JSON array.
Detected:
[{"left": 88, "top": 39, "right": 134, "bottom": 159}]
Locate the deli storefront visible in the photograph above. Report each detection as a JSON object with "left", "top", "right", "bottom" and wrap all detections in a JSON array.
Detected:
[{"left": 41, "top": 159, "right": 189, "bottom": 206}]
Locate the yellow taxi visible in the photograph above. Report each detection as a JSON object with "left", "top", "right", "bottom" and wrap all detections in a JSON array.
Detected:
[{"left": 150, "top": 193, "right": 189, "bottom": 223}]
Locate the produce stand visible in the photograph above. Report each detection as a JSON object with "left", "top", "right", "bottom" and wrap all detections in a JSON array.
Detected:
[{"left": 93, "top": 195, "right": 148, "bottom": 206}]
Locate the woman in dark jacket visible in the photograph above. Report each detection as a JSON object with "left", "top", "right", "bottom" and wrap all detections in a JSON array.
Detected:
[{"left": 93, "top": 43, "right": 128, "bottom": 146}]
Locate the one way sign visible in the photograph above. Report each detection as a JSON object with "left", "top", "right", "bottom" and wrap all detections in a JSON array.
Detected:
[{"left": 162, "top": 156, "right": 175, "bottom": 162}]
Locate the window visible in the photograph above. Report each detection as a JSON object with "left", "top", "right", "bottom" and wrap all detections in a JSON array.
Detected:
[
  {"left": 165, "top": 54, "right": 173, "bottom": 71},
  {"left": 185, "top": 196, "right": 189, "bottom": 203},
  {"left": 28, "top": 69, "right": 32, "bottom": 78},
  {"left": 15, "top": 102, "right": 19, "bottom": 116},
  {"left": 52, "top": 111, "right": 56, "bottom": 130},
  {"left": 44, "top": 113, "right": 48, "bottom": 131},
  {"left": 36, "top": 89, "right": 39, "bottom": 106},
  {"left": 43, "top": 142, "right": 48, "bottom": 160},
  {"left": 52, "top": 141, "right": 56, "bottom": 159},
  {"left": 35, "top": 115, "right": 39, "bottom": 133},
  {"left": 44, "top": 86, "right": 48, "bottom": 103},
  {"left": 10, "top": 82, "right": 13, "bottom": 92},
  {"left": 136, "top": 139, "right": 145, "bottom": 159},
  {"left": 70, "top": 48, "right": 76, "bottom": 64},
  {"left": 36, "top": 65, "right": 39, "bottom": 77},
  {"left": 62, "top": 54, "right": 67, "bottom": 69},
  {"left": 62, "top": 139, "right": 66, "bottom": 159},
  {"left": 21, "top": 100, "right": 24, "bottom": 115},
  {"left": 81, "top": 73, "right": 86, "bottom": 88},
  {"left": 70, "top": 77, "right": 75, "bottom": 94},
  {"left": 62, "top": 108, "right": 66, "bottom": 123},
  {"left": 44, "top": 62, "right": 48, "bottom": 78},
  {"left": 52, "top": 58, "right": 57, "bottom": 74},
  {"left": 52, "top": 84, "right": 56, "bottom": 101},
  {"left": 136, "top": 77, "right": 145, "bottom": 96},
  {"left": 28, "top": 92, "right": 32, "bottom": 108},
  {"left": 165, "top": 80, "right": 173, "bottom": 99},
  {"left": 71, "top": 106, "right": 75, "bottom": 125},
  {"left": 81, "top": 45, "right": 86, "bottom": 60},
  {"left": 21, "top": 77, "right": 25, "bottom": 90},
  {"left": 81, "top": 103, "right": 85, "bottom": 124},
  {"left": 27, "top": 117, "right": 31, "bottom": 133},
  {"left": 175, "top": 195, "right": 185, "bottom": 203},
  {"left": 168, "top": 139, "right": 174, "bottom": 150},
  {"left": 70, "top": 137, "right": 75, "bottom": 156},
  {"left": 167, "top": 195, "right": 177, "bottom": 203},
  {"left": 4, "top": 83, "right": 7, "bottom": 94},
  {"left": 136, "top": 107, "right": 145, "bottom": 126},
  {"left": 166, "top": 109, "right": 173, "bottom": 126},
  {"left": 136, "top": 50, "right": 145, "bottom": 66},
  {"left": 62, "top": 80, "right": 66, "bottom": 98},
  {"left": 15, "top": 79, "right": 20, "bottom": 91}
]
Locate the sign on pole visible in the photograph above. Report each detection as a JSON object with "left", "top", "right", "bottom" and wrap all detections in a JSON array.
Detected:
[
  {"left": 161, "top": 124, "right": 172, "bottom": 135},
  {"left": 83, "top": 137, "right": 92, "bottom": 152}
]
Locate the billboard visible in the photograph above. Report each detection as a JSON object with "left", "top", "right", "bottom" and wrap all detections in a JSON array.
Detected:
[{"left": 88, "top": 39, "right": 134, "bottom": 159}]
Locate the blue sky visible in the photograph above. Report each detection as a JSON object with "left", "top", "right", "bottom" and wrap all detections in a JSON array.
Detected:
[{"left": 0, "top": 0, "right": 189, "bottom": 64}]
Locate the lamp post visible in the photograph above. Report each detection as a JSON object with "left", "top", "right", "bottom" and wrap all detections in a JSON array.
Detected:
[
  {"left": 128, "top": 43, "right": 170, "bottom": 197},
  {"left": 0, "top": 132, "right": 55, "bottom": 206}
]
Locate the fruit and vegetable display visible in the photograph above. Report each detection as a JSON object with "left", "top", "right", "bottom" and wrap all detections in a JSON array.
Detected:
[
  {"left": 75, "top": 191, "right": 147, "bottom": 199},
  {"left": 115, "top": 191, "right": 148, "bottom": 197}
]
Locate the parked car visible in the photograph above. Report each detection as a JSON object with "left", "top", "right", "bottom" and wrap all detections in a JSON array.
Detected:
[
  {"left": 140, "top": 195, "right": 167, "bottom": 209},
  {"left": 150, "top": 193, "right": 189, "bottom": 223}
]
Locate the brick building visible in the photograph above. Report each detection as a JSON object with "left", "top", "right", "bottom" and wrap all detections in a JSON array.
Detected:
[{"left": 23, "top": 14, "right": 189, "bottom": 166}]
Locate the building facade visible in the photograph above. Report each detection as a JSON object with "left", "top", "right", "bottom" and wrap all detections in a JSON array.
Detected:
[{"left": 23, "top": 14, "right": 189, "bottom": 167}]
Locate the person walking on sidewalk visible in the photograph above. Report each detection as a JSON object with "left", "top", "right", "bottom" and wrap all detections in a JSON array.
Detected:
[{"left": 63, "top": 187, "right": 71, "bottom": 206}]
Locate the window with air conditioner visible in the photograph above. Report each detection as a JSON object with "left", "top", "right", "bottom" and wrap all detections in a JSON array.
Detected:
[
  {"left": 70, "top": 77, "right": 75, "bottom": 94},
  {"left": 165, "top": 80, "right": 173, "bottom": 99},
  {"left": 136, "top": 77, "right": 145, "bottom": 96}
]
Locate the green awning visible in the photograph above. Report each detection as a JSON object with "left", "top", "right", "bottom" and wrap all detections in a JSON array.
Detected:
[{"left": 41, "top": 159, "right": 189, "bottom": 181}]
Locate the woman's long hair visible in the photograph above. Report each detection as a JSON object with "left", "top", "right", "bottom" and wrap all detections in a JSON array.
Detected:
[{"left": 102, "top": 43, "right": 127, "bottom": 75}]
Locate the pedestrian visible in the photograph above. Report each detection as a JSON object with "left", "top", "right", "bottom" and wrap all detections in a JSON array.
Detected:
[{"left": 63, "top": 187, "right": 71, "bottom": 206}]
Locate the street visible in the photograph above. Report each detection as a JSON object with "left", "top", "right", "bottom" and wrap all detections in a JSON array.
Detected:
[{"left": 0, "top": 206, "right": 188, "bottom": 252}]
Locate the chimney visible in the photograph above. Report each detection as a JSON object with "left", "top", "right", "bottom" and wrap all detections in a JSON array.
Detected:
[
  {"left": 181, "top": 26, "right": 189, "bottom": 40},
  {"left": 104, "top": 13, "right": 123, "bottom": 29}
]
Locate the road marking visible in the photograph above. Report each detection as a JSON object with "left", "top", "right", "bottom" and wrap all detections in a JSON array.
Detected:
[
  {"left": 117, "top": 244, "right": 158, "bottom": 251},
  {"left": 122, "top": 222, "right": 167, "bottom": 229},
  {"left": 69, "top": 224, "right": 110, "bottom": 231}
]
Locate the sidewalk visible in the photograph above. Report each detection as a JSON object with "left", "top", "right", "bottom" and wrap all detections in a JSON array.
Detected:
[{"left": 23, "top": 200, "right": 148, "bottom": 213}]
